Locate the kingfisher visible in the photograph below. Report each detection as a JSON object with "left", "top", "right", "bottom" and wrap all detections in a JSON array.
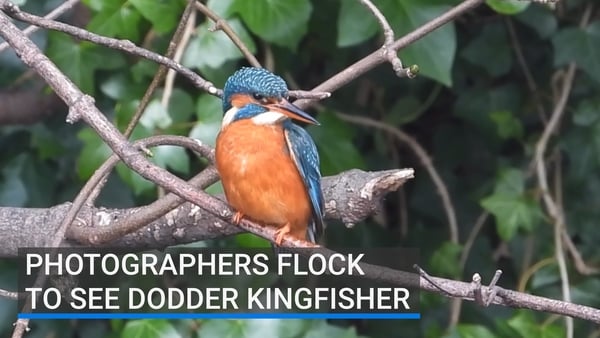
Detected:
[{"left": 215, "top": 67, "right": 324, "bottom": 245}]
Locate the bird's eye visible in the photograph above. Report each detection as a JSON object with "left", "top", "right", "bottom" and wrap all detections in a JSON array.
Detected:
[{"left": 252, "top": 93, "right": 269, "bottom": 104}]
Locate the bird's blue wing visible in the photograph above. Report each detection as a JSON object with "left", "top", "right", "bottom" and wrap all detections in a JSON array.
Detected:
[{"left": 283, "top": 121, "right": 324, "bottom": 242}]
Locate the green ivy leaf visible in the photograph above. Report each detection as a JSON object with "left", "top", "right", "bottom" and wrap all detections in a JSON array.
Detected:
[
  {"left": 86, "top": 0, "right": 142, "bottom": 41},
  {"left": 77, "top": 127, "right": 112, "bottom": 179},
  {"left": 385, "top": 96, "right": 425, "bottom": 126},
  {"left": 486, "top": 0, "right": 529, "bottom": 15},
  {"left": 304, "top": 321, "right": 364, "bottom": 338},
  {"left": 197, "top": 319, "right": 245, "bottom": 337},
  {"left": 205, "top": 181, "right": 223, "bottom": 195},
  {"left": 131, "top": 59, "right": 160, "bottom": 83},
  {"left": 462, "top": 23, "right": 511, "bottom": 77},
  {"left": 561, "top": 128, "right": 599, "bottom": 181},
  {"left": 47, "top": 32, "right": 125, "bottom": 94},
  {"left": 183, "top": 19, "right": 256, "bottom": 70},
  {"left": 197, "top": 319, "right": 363, "bottom": 338},
  {"left": 153, "top": 146, "right": 189, "bottom": 174},
  {"left": 121, "top": 319, "right": 181, "bottom": 338},
  {"left": 506, "top": 311, "right": 539, "bottom": 338},
  {"left": 572, "top": 98, "right": 600, "bottom": 126},
  {"left": 116, "top": 163, "right": 155, "bottom": 195},
  {"left": 480, "top": 169, "right": 542, "bottom": 240},
  {"left": 235, "top": 233, "right": 271, "bottom": 248},
  {"left": 230, "top": 0, "right": 312, "bottom": 50},
  {"left": 30, "top": 124, "right": 65, "bottom": 160},
  {"left": 190, "top": 94, "right": 223, "bottom": 147},
  {"left": 492, "top": 168, "right": 525, "bottom": 195},
  {"left": 167, "top": 89, "right": 195, "bottom": 124},
  {"left": 456, "top": 324, "right": 498, "bottom": 338},
  {"left": 129, "top": 0, "right": 183, "bottom": 34},
  {"left": 489, "top": 110, "right": 524, "bottom": 140},
  {"left": 507, "top": 311, "right": 565, "bottom": 338},
  {"left": 140, "top": 100, "right": 173, "bottom": 130},
  {"left": 199, "top": 319, "right": 309, "bottom": 338},
  {"left": 553, "top": 21, "right": 600, "bottom": 83},
  {"left": 515, "top": 5, "right": 557, "bottom": 39},
  {"left": 429, "top": 241, "right": 462, "bottom": 278},
  {"left": 337, "top": 0, "right": 378, "bottom": 47},
  {"left": 100, "top": 74, "right": 129, "bottom": 100},
  {"left": 206, "top": 0, "right": 236, "bottom": 17},
  {"left": 308, "top": 113, "right": 365, "bottom": 176},
  {"left": 392, "top": 2, "right": 455, "bottom": 86},
  {"left": 336, "top": 0, "right": 455, "bottom": 86}
]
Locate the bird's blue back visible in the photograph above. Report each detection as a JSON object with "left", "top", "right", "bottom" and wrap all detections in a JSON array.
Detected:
[{"left": 283, "top": 120, "right": 324, "bottom": 242}]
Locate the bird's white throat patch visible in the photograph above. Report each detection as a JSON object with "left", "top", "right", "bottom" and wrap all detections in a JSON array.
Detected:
[
  {"left": 222, "top": 106, "right": 238, "bottom": 127},
  {"left": 221, "top": 106, "right": 286, "bottom": 127},
  {"left": 251, "top": 111, "right": 286, "bottom": 125}
]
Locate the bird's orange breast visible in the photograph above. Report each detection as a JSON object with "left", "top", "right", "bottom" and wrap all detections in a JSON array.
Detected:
[{"left": 215, "top": 120, "right": 311, "bottom": 240}]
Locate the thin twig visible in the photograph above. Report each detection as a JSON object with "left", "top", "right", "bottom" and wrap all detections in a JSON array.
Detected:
[
  {"left": 472, "top": 273, "right": 483, "bottom": 305},
  {"left": 517, "top": 257, "right": 555, "bottom": 292},
  {"left": 562, "top": 231, "right": 600, "bottom": 275},
  {"left": 194, "top": 0, "right": 260, "bottom": 68},
  {"left": 0, "top": 0, "right": 80, "bottom": 54},
  {"left": 0, "top": 0, "right": 219, "bottom": 96},
  {"left": 505, "top": 18, "right": 546, "bottom": 121},
  {"left": 0, "top": 287, "right": 19, "bottom": 300},
  {"left": 81, "top": 1, "right": 200, "bottom": 206},
  {"left": 532, "top": 5, "right": 592, "bottom": 338},
  {"left": 484, "top": 270, "right": 502, "bottom": 307},
  {"left": 124, "top": 0, "right": 196, "bottom": 138},
  {"left": 336, "top": 112, "right": 459, "bottom": 244},
  {"left": 414, "top": 264, "right": 453, "bottom": 297},
  {"left": 540, "top": 63, "right": 576, "bottom": 338},
  {"left": 358, "top": 0, "right": 413, "bottom": 77},
  {"left": 460, "top": 212, "right": 489, "bottom": 268},
  {"left": 288, "top": 90, "right": 331, "bottom": 100},
  {"left": 161, "top": 5, "right": 196, "bottom": 110},
  {"left": 67, "top": 136, "right": 215, "bottom": 244},
  {"left": 293, "top": 0, "right": 484, "bottom": 109},
  {"left": 449, "top": 211, "right": 490, "bottom": 328}
]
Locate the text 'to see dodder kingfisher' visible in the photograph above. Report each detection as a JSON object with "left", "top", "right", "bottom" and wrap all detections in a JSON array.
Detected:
[{"left": 215, "top": 67, "right": 324, "bottom": 246}]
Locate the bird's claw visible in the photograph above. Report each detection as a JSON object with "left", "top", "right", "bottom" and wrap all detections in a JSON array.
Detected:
[
  {"left": 232, "top": 211, "right": 244, "bottom": 225},
  {"left": 274, "top": 223, "right": 292, "bottom": 246}
]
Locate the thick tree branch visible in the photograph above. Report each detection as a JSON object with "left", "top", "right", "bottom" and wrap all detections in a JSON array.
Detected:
[
  {"left": 0, "top": 168, "right": 413, "bottom": 256},
  {"left": 3, "top": 210, "right": 600, "bottom": 324}
]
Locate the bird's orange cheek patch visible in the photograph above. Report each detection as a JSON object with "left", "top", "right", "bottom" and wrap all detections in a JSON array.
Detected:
[{"left": 231, "top": 94, "right": 254, "bottom": 108}]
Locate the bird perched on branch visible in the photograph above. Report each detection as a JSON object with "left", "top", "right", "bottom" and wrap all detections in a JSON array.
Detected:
[{"left": 215, "top": 67, "right": 324, "bottom": 245}]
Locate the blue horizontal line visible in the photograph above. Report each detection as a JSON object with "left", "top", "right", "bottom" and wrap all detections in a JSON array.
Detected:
[{"left": 19, "top": 312, "right": 420, "bottom": 320}]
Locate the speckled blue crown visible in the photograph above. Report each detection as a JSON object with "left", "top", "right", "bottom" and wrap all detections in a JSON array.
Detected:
[{"left": 222, "top": 67, "right": 289, "bottom": 112}]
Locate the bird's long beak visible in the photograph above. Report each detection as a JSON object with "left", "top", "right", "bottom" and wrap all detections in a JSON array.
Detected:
[{"left": 269, "top": 99, "right": 319, "bottom": 125}]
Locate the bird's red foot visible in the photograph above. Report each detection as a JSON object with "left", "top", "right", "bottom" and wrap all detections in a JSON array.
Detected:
[
  {"left": 232, "top": 211, "right": 244, "bottom": 225},
  {"left": 274, "top": 223, "right": 292, "bottom": 246}
]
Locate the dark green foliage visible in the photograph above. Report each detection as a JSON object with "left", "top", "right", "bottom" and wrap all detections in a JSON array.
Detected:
[{"left": 0, "top": 0, "right": 598, "bottom": 337}]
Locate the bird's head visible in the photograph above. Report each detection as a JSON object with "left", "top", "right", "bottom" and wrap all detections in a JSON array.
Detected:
[{"left": 221, "top": 67, "right": 319, "bottom": 127}]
